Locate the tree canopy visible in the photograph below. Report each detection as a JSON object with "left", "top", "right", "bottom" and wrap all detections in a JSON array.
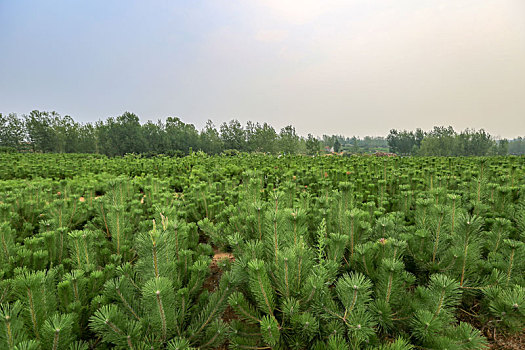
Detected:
[
  {"left": 388, "top": 126, "right": 509, "bottom": 157},
  {"left": 0, "top": 110, "right": 518, "bottom": 157}
]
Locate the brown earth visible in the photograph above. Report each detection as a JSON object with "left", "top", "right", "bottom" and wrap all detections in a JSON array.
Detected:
[
  {"left": 456, "top": 302, "right": 525, "bottom": 349},
  {"left": 203, "top": 250, "right": 234, "bottom": 292},
  {"left": 203, "top": 250, "right": 237, "bottom": 350},
  {"left": 487, "top": 327, "right": 525, "bottom": 349}
]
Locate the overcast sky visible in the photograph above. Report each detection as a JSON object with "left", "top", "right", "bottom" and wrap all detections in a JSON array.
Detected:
[{"left": 1, "top": 0, "right": 524, "bottom": 138}]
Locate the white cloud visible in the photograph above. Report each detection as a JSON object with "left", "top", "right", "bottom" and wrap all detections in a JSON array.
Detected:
[
  {"left": 255, "top": 29, "right": 289, "bottom": 42},
  {"left": 255, "top": 0, "right": 352, "bottom": 24},
  {"left": 201, "top": 0, "right": 525, "bottom": 137},
  {"left": 3, "top": 0, "right": 525, "bottom": 138}
]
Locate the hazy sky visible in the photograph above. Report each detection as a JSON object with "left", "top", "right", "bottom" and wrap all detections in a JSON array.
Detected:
[{"left": 1, "top": 0, "right": 525, "bottom": 138}]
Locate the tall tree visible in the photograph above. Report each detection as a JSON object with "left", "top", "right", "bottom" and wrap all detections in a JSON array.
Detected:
[
  {"left": 0, "top": 113, "right": 25, "bottom": 149},
  {"left": 333, "top": 138, "right": 341, "bottom": 152},
  {"left": 77, "top": 123, "right": 97, "bottom": 153},
  {"left": 305, "top": 134, "right": 320, "bottom": 155},
  {"left": 97, "top": 112, "right": 145, "bottom": 156},
  {"left": 24, "top": 110, "right": 57, "bottom": 152},
  {"left": 142, "top": 120, "right": 168, "bottom": 154},
  {"left": 418, "top": 126, "right": 457, "bottom": 156},
  {"left": 200, "top": 120, "right": 223, "bottom": 154},
  {"left": 220, "top": 119, "right": 246, "bottom": 151},
  {"left": 509, "top": 137, "right": 525, "bottom": 155},
  {"left": 494, "top": 139, "right": 509, "bottom": 156},
  {"left": 279, "top": 125, "right": 299, "bottom": 154},
  {"left": 53, "top": 115, "right": 79, "bottom": 153},
  {"left": 116, "top": 112, "right": 145, "bottom": 154},
  {"left": 246, "top": 122, "right": 277, "bottom": 153},
  {"left": 165, "top": 117, "right": 199, "bottom": 154},
  {"left": 387, "top": 129, "right": 418, "bottom": 155}
]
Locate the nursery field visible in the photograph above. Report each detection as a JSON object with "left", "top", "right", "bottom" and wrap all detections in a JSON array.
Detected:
[{"left": 0, "top": 153, "right": 524, "bottom": 349}]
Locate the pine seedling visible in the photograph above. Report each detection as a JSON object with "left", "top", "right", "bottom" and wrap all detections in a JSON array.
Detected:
[
  {"left": 40, "top": 313, "right": 75, "bottom": 350},
  {"left": 197, "top": 218, "right": 225, "bottom": 249},
  {"left": 447, "top": 214, "right": 484, "bottom": 288},
  {"left": 228, "top": 319, "right": 262, "bottom": 349},
  {"left": 68, "top": 340, "right": 89, "bottom": 350},
  {"left": 373, "top": 216, "right": 397, "bottom": 241},
  {"left": 186, "top": 259, "right": 210, "bottom": 298},
  {"left": 228, "top": 292, "right": 263, "bottom": 325},
  {"left": 13, "top": 269, "right": 58, "bottom": 341},
  {"left": 105, "top": 178, "right": 134, "bottom": 208},
  {"left": 484, "top": 284, "right": 525, "bottom": 332},
  {"left": 345, "top": 208, "right": 369, "bottom": 263},
  {"left": 247, "top": 259, "right": 276, "bottom": 318},
  {"left": 39, "top": 227, "right": 69, "bottom": 265},
  {"left": 135, "top": 221, "right": 177, "bottom": 282},
  {"left": 12, "top": 339, "right": 39, "bottom": 350},
  {"left": 428, "top": 204, "right": 449, "bottom": 269},
  {"left": 376, "top": 336, "right": 414, "bottom": 350},
  {"left": 185, "top": 182, "right": 224, "bottom": 222},
  {"left": 260, "top": 314, "right": 280, "bottom": 347},
  {"left": 89, "top": 304, "right": 144, "bottom": 348},
  {"left": 228, "top": 250, "right": 325, "bottom": 348},
  {"left": 43, "top": 195, "right": 87, "bottom": 232},
  {"left": 262, "top": 201, "right": 296, "bottom": 265},
  {"left": 325, "top": 188, "right": 348, "bottom": 237},
  {"left": 166, "top": 337, "right": 196, "bottom": 350},
  {"left": 67, "top": 230, "right": 99, "bottom": 272},
  {"left": 312, "top": 334, "right": 349, "bottom": 350},
  {"left": 289, "top": 309, "right": 319, "bottom": 346},
  {"left": 353, "top": 242, "right": 377, "bottom": 278},
  {"left": 427, "top": 274, "right": 462, "bottom": 318},
  {"left": 483, "top": 217, "right": 512, "bottom": 259},
  {"left": 375, "top": 258, "right": 409, "bottom": 307},
  {"left": 0, "top": 222, "right": 16, "bottom": 271},
  {"left": 274, "top": 243, "right": 315, "bottom": 300},
  {"left": 316, "top": 218, "right": 328, "bottom": 267},
  {"left": 189, "top": 318, "right": 228, "bottom": 349},
  {"left": 186, "top": 273, "right": 233, "bottom": 347},
  {"left": 448, "top": 322, "right": 488, "bottom": 349},
  {"left": 403, "top": 228, "right": 431, "bottom": 270},
  {"left": 0, "top": 201, "right": 14, "bottom": 226},
  {"left": 160, "top": 210, "right": 197, "bottom": 258},
  {"left": 102, "top": 276, "right": 142, "bottom": 322},
  {"left": 0, "top": 301, "right": 27, "bottom": 349},
  {"left": 31, "top": 250, "right": 49, "bottom": 271},
  {"left": 498, "top": 239, "right": 525, "bottom": 286},
  {"left": 142, "top": 277, "right": 176, "bottom": 341},
  {"left": 326, "top": 233, "right": 348, "bottom": 264},
  {"left": 288, "top": 207, "right": 308, "bottom": 245},
  {"left": 57, "top": 270, "right": 89, "bottom": 325},
  {"left": 409, "top": 274, "right": 467, "bottom": 347},
  {"left": 410, "top": 309, "right": 445, "bottom": 344},
  {"left": 346, "top": 307, "right": 377, "bottom": 349},
  {"left": 517, "top": 203, "right": 525, "bottom": 239},
  {"left": 335, "top": 272, "right": 373, "bottom": 316},
  {"left": 414, "top": 198, "right": 434, "bottom": 231},
  {"left": 105, "top": 205, "right": 133, "bottom": 257}
]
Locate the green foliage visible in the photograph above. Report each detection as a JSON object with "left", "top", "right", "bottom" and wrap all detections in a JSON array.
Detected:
[
  {"left": 0, "top": 301, "right": 28, "bottom": 349},
  {"left": 0, "top": 153, "right": 524, "bottom": 349},
  {"left": 40, "top": 313, "right": 75, "bottom": 350},
  {"left": 2, "top": 108, "right": 523, "bottom": 157},
  {"left": 388, "top": 126, "right": 506, "bottom": 156}
]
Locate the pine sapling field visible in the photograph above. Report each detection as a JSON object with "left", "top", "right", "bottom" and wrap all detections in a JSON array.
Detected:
[{"left": 0, "top": 153, "right": 524, "bottom": 349}]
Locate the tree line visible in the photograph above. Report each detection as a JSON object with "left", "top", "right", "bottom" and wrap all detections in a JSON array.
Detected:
[
  {"left": 386, "top": 126, "right": 519, "bottom": 156},
  {"left": 0, "top": 110, "right": 390, "bottom": 156},
  {"left": 0, "top": 110, "right": 522, "bottom": 156}
]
